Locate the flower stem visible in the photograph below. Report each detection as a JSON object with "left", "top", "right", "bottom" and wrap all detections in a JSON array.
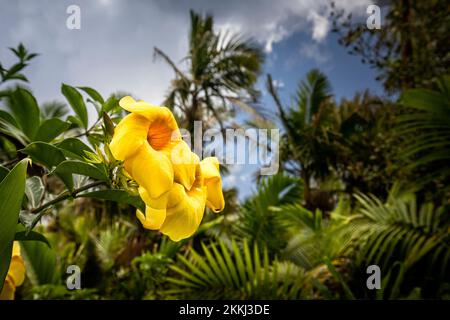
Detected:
[{"left": 28, "top": 180, "right": 105, "bottom": 231}]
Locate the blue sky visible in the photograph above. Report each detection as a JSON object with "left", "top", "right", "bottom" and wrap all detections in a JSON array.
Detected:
[{"left": 0, "top": 0, "right": 383, "bottom": 200}]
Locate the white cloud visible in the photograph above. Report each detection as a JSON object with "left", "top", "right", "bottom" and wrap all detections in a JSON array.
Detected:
[
  {"left": 0, "top": 0, "right": 371, "bottom": 115},
  {"left": 307, "top": 11, "right": 329, "bottom": 42}
]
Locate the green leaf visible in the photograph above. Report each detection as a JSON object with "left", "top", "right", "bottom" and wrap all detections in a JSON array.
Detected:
[
  {"left": 67, "top": 115, "right": 84, "bottom": 128},
  {"left": 102, "top": 96, "right": 119, "bottom": 113},
  {"left": 34, "top": 118, "right": 70, "bottom": 142},
  {"left": 21, "top": 142, "right": 65, "bottom": 168},
  {"left": 25, "top": 176, "right": 45, "bottom": 208},
  {"left": 61, "top": 84, "right": 88, "bottom": 129},
  {"left": 0, "top": 110, "right": 19, "bottom": 128},
  {"left": 15, "top": 224, "right": 50, "bottom": 247},
  {"left": 0, "top": 165, "right": 9, "bottom": 182},
  {"left": 54, "top": 160, "right": 108, "bottom": 181},
  {"left": 21, "top": 142, "right": 73, "bottom": 191},
  {"left": 0, "top": 159, "right": 29, "bottom": 288},
  {"left": 57, "top": 138, "right": 94, "bottom": 160},
  {"left": 8, "top": 88, "right": 40, "bottom": 139},
  {"left": 324, "top": 257, "right": 355, "bottom": 300},
  {"left": 102, "top": 112, "right": 115, "bottom": 138},
  {"left": 78, "top": 86, "right": 104, "bottom": 105},
  {"left": 400, "top": 89, "right": 447, "bottom": 112},
  {"left": 20, "top": 240, "right": 58, "bottom": 285},
  {"left": 79, "top": 189, "right": 145, "bottom": 211}
]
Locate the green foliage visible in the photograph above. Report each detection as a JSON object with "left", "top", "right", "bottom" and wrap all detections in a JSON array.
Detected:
[
  {"left": 21, "top": 142, "right": 74, "bottom": 190},
  {"left": 79, "top": 190, "right": 145, "bottom": 212},
  {"left": 35, "top": 118, "right": 70, "bottom": 142},
  {"left": 54, "top": 160, "right": 108, "bottom": 182},
  {"left": 0, "top": 43, "right": 37, "bottom": 84},
  {"left": 61, "top": 83, "right": 89, "bottom": 129},
  {"left": 167, "top": 239, "right": 306, "bottom": 299},
  {"left": 235, "top": 174, "right": 302, "bottom": 254},
  {"left": 397, "top": 76, "right": 450, "bottom": 184},
  {"left": 8, "top": 88, "right": 41, "bottom": 140},
  {"left": 267, "top": 70, "right": 337, "bottom": 208},
  {"left": 20, "top": 241, "right": 58, "bottom": 285},
  {"left": 343, "top": 189, "right": 450, "bottom": 298},
  {"left": 332, "top": 1, "right": 450, "bottom": 92},
  {"left": 0, "top": 159, "right": 29, "bottom": 288}
]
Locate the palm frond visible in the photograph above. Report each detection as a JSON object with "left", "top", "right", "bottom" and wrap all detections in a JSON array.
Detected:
[
  {"left": 234, "top": 174, "right": 302, "bottom": 255},
  {"left": 165, "top": 239, "right": 306, "bottom": 299}
]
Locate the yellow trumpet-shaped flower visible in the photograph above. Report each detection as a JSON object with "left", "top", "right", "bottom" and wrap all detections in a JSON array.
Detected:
[
  {"left": 0, "top": 242, "right": 25, "bottom": 300},
  {"left": 110, "top": 97, "right": 198, "bottom": 207},
  {"left": 110, "top": 96, "right": 225, "bottom": 241},
  {"left": 137, "top": 157, "right": 225, "bottom": 241}
]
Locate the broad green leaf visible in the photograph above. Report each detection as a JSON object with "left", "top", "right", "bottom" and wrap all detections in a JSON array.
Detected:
[
  {"left": 15, "top": 224, "right": 50, "bottom": 247},
  {"left": 21, "top": 142, "right": 73, "bottom": 190},
  {"left": 79, "top": 189, "right": 145, "bottom": 212},
  {"left": 61, "top": 83, "right": 88, "bottom": 129},
  {"left": 78, "top": 86, "right": 104, "bottom": 105},
  {"left": 0, "top": 159, "right": 29, "bottom": 288},
  {"left": 54, "top": 160, "right": 108, "bottom": 181},
  {"left": 8, "top": 88, "right": 40, "bottom": 139},
  {"left": 34, "top": 118, "right": 70, "bottom": 142},
  {"left": 21, "top": 142, "right": 65, "bottom": 168},
  {"left": 102, "top": 96, "right": 119, "bottom": 113},
  {"left": 0, "top": 117, "right": 29, "bottom": 146},
  {"left": 57, "top": 138, "right": 94, "bottom": 160},
  {"left": 25, "top": 176, "right": 45, "bottom": 208},
  {"left": 20, "top": 240, "right": 58, "bottom": 285},
  {"left": 0, "top": 165, "right": 9, "bottom": 182},
  {"left": 0, "top": 110, "right": 19, "bottom": 128}
]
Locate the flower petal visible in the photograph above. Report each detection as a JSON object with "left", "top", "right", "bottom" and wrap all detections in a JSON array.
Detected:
[
  {"left": 0, "top": 276, "right": 15, "bottom": 300},
  {"left": 137, "top": 206, "right": 167, "bottom": 230},
  {"left": 160, "top": 183, "right": 207, "bottom": 241},
  {"left": 119, "top": 96, "right": 180, "bottom": 141},
  {"left": 12, "top": 241, "right": 20, "bottom": 257},
  {"left": 109, "top": 113, "right": 149, "bottom": 161},
  {"left": 8, "top": 256, "right": 25, "bottom": 287},
  {"left": 136, "top": 186, "right": 168, "bottom": 230},
  {"left": 200, "top": 157, "right": 225, "bottom": 212},
  {"left": 162, "top": 140, "right": 199, "bottom": 190},
  {"left": 124, "top": 143, "right": 173, "bottom": 199}
]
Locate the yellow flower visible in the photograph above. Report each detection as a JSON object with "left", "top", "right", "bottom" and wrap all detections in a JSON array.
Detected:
[
  {"left": 111, "top": 96, "right": 225, "bottom": 241},
  {"left": 200, "top": 157, "right": 225, "bottom": 212},
  {"left": 110, "top": 96, "right": 198, "bottom": 212},
  {"left": 137, "top": 157, "right": 224, "bottom": 241},
  {"left": 0, "top": 242, "right": 25, "bottom": 300}
]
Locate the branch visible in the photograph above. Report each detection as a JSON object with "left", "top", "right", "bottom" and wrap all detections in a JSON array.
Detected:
[
  {"left": 27, "top": 180, "right": 106, "bottom": 231},
  {"left": 73, "top": 115, "right": 102, "bottom": 138}
]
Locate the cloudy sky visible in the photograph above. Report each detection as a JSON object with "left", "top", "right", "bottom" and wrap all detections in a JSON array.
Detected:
[{"left": 0, "top": 0, "right": 383, "bottom": 199}]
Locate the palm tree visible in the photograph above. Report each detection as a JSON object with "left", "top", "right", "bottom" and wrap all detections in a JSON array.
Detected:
[
  {"left": 154, "top": 10, "right": 264, "bottom": 134},
  {"left": 267, "top": 69, "right": 337, "bottom": 208}
]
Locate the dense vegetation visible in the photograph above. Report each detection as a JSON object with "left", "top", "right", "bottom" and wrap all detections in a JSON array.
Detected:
[{"left": 0, "top": 4, "right": 449, "bottom": 300}]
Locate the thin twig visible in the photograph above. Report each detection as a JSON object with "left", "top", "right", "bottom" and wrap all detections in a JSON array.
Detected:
[{"left": 27, "top": 180, "right": 105, "bottom": 231}]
